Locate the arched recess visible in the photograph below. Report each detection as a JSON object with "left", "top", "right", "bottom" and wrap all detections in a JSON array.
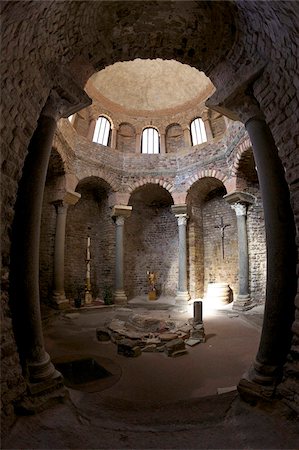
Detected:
[
  {"left": 117, "top": 122, "right": 136, "bottom": 153},
  {"left": 65, "top": 176, "right": 115, "bottom": 301},
  {"left": 125, "top": 183, "right": 176, "bottom": 299},
  {"left": 186, "top": 177, "right": 237, "bottom": 299},
  {"left": 233, "top": 145, "right": 267, "bottom": 306},
  {"left": 77, "top": 167, "right": 120, "bottom": 193},
  {"left": 40, "top": 148, "right": 66, "bottom": 304},
  {"left": 128, "top": 177, "right": 174, "bottom": 196},
  {"left": 165, "top": 123, "right": 184, "bottom": 153}
]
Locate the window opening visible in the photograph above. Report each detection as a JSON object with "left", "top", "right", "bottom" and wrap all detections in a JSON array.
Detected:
[
  {"left": 141, "top": 127, "right": 160, "bottom": 154},
  {"left": 93, "top": 116, "right": 111, "bottom": 146},
  {"left": 190, "top": 118, "right": 207, "bottom": 146}
]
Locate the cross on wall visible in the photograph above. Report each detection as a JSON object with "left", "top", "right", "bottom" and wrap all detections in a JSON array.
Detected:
[{"left": 214, "top": 217, "right": 231, "bottom": 259}]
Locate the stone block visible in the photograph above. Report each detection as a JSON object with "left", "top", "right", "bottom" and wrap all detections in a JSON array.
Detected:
[
  {"left": 96, "top": 328, "right": 111, "bottom": 342},
  {"left": 164, "top": 338, "right": 185, "bottom": 357},
  {"left": 117, "top": 339, "right": 141, "bottom": 357}
]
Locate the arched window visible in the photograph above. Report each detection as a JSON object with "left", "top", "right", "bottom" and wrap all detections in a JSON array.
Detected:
[
  {"left": 92, "top": 116, "right": 111, "bottom": 146},
  {"left": 190, "top": 118, "right": 207, "bottom": 146},
  {"left": 141, "top": 127, "right": 160, "bottom": 154}
]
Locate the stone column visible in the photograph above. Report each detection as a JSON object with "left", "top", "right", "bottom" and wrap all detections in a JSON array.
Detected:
[
  {"left": 10, "top": 68, "right": 91, "bottom": 396},
  {"left": 87, "top": 118, "right": 96, "bottom": 141},
  {"left": 51, "top": 191, "right": 81, "bottom": 309},
  {"left": 136, "top": 132, "right": 142, "bottom": 153},
  {"left": 111, "top": 125, "right": 118, "bottom": 149},
  {"left": 207, "top": 86, "right": 297, "bottom": 397},
  {"left": 202, "top": 113, "right": 213, "bottom": 140},
  {"left": 160, "top": 132, "right": 166, "bottom": 154},
  {"left": 112, "top": 205, "right": 132, "bottom": 304},
  {"left": 224, "top": 191, "right": 255, "bottom": 311},
  {"left": 183, "top": 125, "right": 191, "bottom": 146},
  {"left": 172, "top": 205, "right": 190, "bottom": 306},
  {"left": 11, "top": 93, "right": 61, "bottom": 384}
]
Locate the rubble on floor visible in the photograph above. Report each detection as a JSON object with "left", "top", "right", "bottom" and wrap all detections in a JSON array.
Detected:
[{"left": 96, "top": 312, "right": 206, "bottom": 357}]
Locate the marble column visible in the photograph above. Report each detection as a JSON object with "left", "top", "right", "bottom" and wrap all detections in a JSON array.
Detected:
[
  {"left": 207, "top": 86, "right": 297, "bottom": 396},
  {"left": 112, "top": 205, "right": 132, "bottom": 304},
  {"left": 231, "top": 202, "right": 251, "bottom": 310},
  {"left": 172, "top": 205, "right": 190, "bottom": 306},
  {"left": 51, "top": 191, "right": 80, "bottom": 309}
]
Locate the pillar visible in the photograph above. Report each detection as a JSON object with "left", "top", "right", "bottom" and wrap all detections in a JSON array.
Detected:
[
  {"left": 160, "top": 132, "right": 166, "bottom": 154},
  {"left": 224, "top": 191, "right": 255, "bottom": 311},
  {"left": 183, "top": 126, "right": 191, "bottom": 147},
  {"left": 136, "top": 132, "right": 141, "bottom": 153},
  {"left": 207, "top": 86, "right": 297, "bottom": 397},
  {"left": 87, "top": 118, "right": 96, "bottom": 141},
  {"left": 111, "top": 125, "right": 118, "bottom": 149},
  {"left": 10, "top": 69, "right": 91, "bottom": 402},
  {"left": 112, "top": 205, "right": 132, "bottom": 304},
  {"left": 244, "top": 115, "right": 297, "bottom": 393},
  {"left": 51, "top": 191, "right": 80, "bottom": 309},
  {"left": 11, "top": 93, "right": 61, "bottom": 383},
  {"left": 231, "top": 202, "right": 251, "bottom": 310},
  {"left": 202, "top": 115, "right": 213, "bottom": 141},
  {"left": 172, "top": 205, "right": 190, "bottom": 306}
]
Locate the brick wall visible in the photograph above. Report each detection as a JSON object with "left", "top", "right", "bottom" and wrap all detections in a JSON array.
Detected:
[{"left": 65, "top": 181, "right": 115, "bottom": 300}]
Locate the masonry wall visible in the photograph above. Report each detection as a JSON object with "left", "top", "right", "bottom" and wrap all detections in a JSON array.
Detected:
[
  {"left": 202, "top": 196, "right": 238, "bottom": 298},
  {"left": 1, "top": 0, "right": 298, "bottom": 435},
  {"left": 124, "top": 200, "right": 178, "bottom": 298},
  {"left": 65, "top": 185, "right": 115, "bottom": 301}
]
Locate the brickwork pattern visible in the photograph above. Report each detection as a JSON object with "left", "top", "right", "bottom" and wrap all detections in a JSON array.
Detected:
[{"left": 1, "top": 0, "right": 298, "bottom": 434}]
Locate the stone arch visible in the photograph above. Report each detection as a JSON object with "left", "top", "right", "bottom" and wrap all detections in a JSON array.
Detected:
[
  {"left": 231, "top": 136, "right": 253, "bottom": 177},
  {"left": 75, "top": 168, "right": 120, "bottom": 192},
  {"left": 186, "top": 169, "right": 228, "bottom": 191},
  {"left": 128, "top": 177, "right": 174, "bottom": 198}
]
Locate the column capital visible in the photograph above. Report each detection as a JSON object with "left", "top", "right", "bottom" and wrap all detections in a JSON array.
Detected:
[
  {"left": 51, "top": 190, "right": 81, "bottom": 208},
  {"left": 115, "top": 215, "right": 125, "bottom": 226},
  {"left": 111, "top": 204, "right": 132, "bottom": 219},
  {"left": 224, "top": 191, "right": 255, "bottom": 206},
  {"left": 171, "top": 204, "right": 188, "bottom": 216},
  {"left": 46, "top": 64, "right": 92, "bottom": 119},
  {"left": 177, "top": 214, "right": 188, "bottom": 226},
  {"left": 206, "top": 61, "right": 266, "bottom": 124},
  {"left": 231, "top": 202, "right": 247, "bottom": 217}
]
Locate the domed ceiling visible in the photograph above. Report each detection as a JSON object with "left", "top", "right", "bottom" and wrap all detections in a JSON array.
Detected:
[{"left": 86, "top": 59, "right": 215, "bottom": 116}]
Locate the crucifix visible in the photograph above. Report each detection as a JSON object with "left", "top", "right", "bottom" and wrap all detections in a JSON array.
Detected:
[{"left": 214, "top": 217, "right": 231, "bottom": 259}]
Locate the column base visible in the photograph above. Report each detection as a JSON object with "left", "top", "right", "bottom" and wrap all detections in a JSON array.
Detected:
[
  {"left": 52, "top": 292, "right": 69, "bottom": 310},
  {"left": 114, "top": 290, "right": 127, "bottom": 305},
  {"left": 27, "top": 352, "right": 59, "bottom": 383},
  {"left": 15, "top": 370, "right": 67, "bottom": 415},
  {"left": 238, "top": 360, "right": 282, "bottom": 403},
  {"left": 232, "top": 294, "right": 254, "bottom": 311},
  {"left": 175, "top": 291, "right": 190, "bottom": 307}
]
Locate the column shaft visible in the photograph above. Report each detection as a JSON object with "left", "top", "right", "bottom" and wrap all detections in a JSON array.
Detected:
[
  {"left": 245, "top": 118, "right": 297, "bottom": 383},
  {"left": 176, "top": 215, "right": 190, "bottom": 305},
  {"left": 114, "top": 216, "right": 127, "bottom": 304},
  {"left": 160, "top": 133, "right": 166, "bottom": 154},
  {"left": 52, "top": 202, "right": 68, "bottom": 308},
  {"left": 11, "top": 99, "right": 59, "bottom": 382},
  {"left": 237, "top": 213, "right": 249, "bottom": 296}
]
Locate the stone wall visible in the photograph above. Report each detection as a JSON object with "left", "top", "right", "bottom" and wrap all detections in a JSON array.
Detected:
[
  {"left": 65, "top": 181, "right": 115, "bottom": 301},
  {"left": 125, "top": 195, "right": 178, "bottom": 298},
  {"left": 202, "top": 196, "right": 238, "bottom": 298},
  {"left": 1, "top": 0, "right": 298, "bottom": 435}
]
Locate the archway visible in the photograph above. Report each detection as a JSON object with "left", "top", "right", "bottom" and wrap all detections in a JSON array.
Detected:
[{"left": 125, "top": 183, "right": 175, "bottom": 299}]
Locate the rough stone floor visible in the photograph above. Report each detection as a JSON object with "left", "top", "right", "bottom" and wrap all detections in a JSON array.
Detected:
[{"left": 3, "top": 302, "right": 299, "bottom": 450}]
